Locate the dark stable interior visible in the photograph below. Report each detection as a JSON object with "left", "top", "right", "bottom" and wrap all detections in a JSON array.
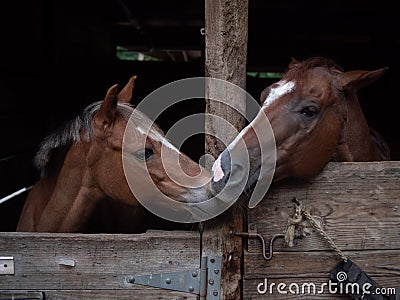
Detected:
[{"left": 0, "top": 0, "right": 398, "bottom": 231}]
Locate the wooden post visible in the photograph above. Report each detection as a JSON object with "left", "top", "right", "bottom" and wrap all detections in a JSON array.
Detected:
[{"left": 203, "top": 0, "right": 248, "bottom": 299}]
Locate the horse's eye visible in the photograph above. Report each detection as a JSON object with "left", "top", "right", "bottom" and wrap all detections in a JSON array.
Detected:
[
  {"left": 133, "top": 148, "right": 153, "bottom": 161},
  {"left": 300, "top": 105, "right": 319, "bottom": 118}
]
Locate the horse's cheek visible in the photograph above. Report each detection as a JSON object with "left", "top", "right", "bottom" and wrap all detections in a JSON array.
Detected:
[
  {"left": 291, "top": 121, "right": 339, "bottom": 178},
  {"left": 90, "top": 149, "right": 121, "bottom": 194},
  {"left": 304, "top": 117, "right": 342, "bottom": 174}
]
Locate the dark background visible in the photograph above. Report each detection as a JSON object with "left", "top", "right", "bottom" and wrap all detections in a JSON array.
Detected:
[{"left": 0, "top": 0, "right": 398, "bottom": 231}]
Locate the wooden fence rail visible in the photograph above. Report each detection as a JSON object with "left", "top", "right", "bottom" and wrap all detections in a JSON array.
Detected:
[
  {"left": 244, "top": 161, "right": 400, "bottom": 299},
  {"left": 1, "top": 162, "right": 399, "bottom": 299},
  {"left": 0, "top": 231, "right": 199, "bottom": 299}
]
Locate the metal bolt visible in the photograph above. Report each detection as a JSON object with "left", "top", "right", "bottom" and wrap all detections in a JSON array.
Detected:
[
  {"left": 192, "top": 271, "right": 198, "bottom": 277},
  {"left": 127, "top": 276, "right": 135, "bottom": 284},
  {"left": 213, "top": 290, "right": 218, "bottom": 296},
  {"left": 188, "top": 286, "right": 194, "bottom": 292},
  {"left": 214, "top": 269, "right": 219, "bottom": 274},
  {"left": 165, "top": 278, "right": 171, "bottom": 284},
  {"left": 209, "top": 279, "right": 214, "bottom": 285},
  {"left": 210, "top": 258, "right": 215, "bottom": 263}
]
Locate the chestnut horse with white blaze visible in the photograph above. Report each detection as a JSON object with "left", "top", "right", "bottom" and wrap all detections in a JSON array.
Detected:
[
  {"left": 211, "top": 57, "right": 390, "bottom": 196},
  {"left": 17, "top": 77, "right": 212, "bottom": 233}
]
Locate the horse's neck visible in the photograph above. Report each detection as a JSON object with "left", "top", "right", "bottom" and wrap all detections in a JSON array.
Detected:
[
  {"left": 16, "top": 175, "right": 58, "bottom": 232},
  {"left": 36, "top": 142, "right": 104, "bottom": 232},
  {"left": 16, "top": 147, "right": 67, "bottom": 231},
  {"left": 333, "top": 93, "right": 380, "bottom": 161}
]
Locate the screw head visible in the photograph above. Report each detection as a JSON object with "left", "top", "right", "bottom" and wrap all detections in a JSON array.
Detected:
[
  {"left": 214, "top": 269, "right": 219, "bottom": 274},
  {"left": 192, "top": 271, "right": 198, "bottom": 277},
  {"left": 188, "top": 286, "right": 194, "bottom": 292},
  {"left": 127, "top": 276, "right": 135, "bottom": 284},
  {"left": 210, "top": 258, "right": 215, "bottom": 263},
  {"left": 209, "top": 279, "right": 214, "bottom": 285},
  {"left": 213, "top": 290, "right": 218, "bottom": 296},
  {"left": 165, "top": 278, "right": 171, "bottom": 284}
]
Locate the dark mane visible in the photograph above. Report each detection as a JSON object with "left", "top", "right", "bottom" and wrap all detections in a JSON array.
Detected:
[
  {"left": 33, "top": 101, "right": 162, "bottom": 176},
  {"left": 284, "top": 57, "right": 343, "bottom": 80}
]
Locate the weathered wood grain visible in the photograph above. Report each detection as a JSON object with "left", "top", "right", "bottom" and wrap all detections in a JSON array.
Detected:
[
  {"left": 204, "top": 0, "right": 248, "bottom": 159},
  {"left": 244, "top": 161, "right": 400, "bottom": 300},
  {"left": 248, "top": 161, "right": 400, "bottom": 252},
  {"left": 0, "top": 289, "right": 196, "bottom": 300},
  {"left": 203, "top": 0, "right": 249, "bottom": 299},
  {"left": 0, "top": 231, "right": 199, "bottom": 299},
  {"left": 244, "top": 250, "right": 400, "bottom": 279}
]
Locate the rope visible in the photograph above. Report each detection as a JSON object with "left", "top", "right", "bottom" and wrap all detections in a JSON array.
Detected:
[
  {"left": 284, "top": 200, "right": 303, "bottom": 247},
  {"left": 285, "top": 197, "right": 348, "bottom": 262}
]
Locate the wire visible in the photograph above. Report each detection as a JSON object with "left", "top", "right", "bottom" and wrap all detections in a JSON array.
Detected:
[{"left": 0, "top": 186, "right": 33, "bottom": 205}]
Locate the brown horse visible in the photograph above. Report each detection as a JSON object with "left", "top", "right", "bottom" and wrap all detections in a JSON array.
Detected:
[
  {"left": 211, "top": 57, "right": 390, "bottom": 198},
  {"left": 17, "top": 77, "right": 212, "bottom": 233}
]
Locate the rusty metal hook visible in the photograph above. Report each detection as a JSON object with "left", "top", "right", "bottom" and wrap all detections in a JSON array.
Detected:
[{"left": 231, "top": 230, "right": 285, "bottom": 261}]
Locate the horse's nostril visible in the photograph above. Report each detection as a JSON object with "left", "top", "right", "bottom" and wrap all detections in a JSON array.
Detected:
[
  {"left": 211, "top": 178, "right": 226, "bottom": 195},
  {"left": 211, "top": 150, "right": 231, "bottom": 194}
]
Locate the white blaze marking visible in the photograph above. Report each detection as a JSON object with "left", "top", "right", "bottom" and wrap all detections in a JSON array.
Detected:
[
  {"left": 262, "top": 80, "right": 295, "bottom": 108},
  {"left": 224, "top": 81, "right": 295, "bottom": 154},
  {"left": 212, "top": 155, "right": 224, "bottom": 182},
  {"left": 136, "top": 127, "right": 180, "bottom": 153},
  {"left": 224, "top": 115, "right": 256, "bottom": 153}
]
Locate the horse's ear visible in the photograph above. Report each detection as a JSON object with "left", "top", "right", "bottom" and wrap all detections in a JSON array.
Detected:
[
  {"left": 289, "top": 57, "right": 299, "bottom": 69},
  {"left": 118, "top": 76, "right": 137, "bottom": 103},
  {"left": 95, "top": 84, "right": 119, "bottom": 129},
  {"left": 336, "top": 67, "right": 388, "bottom": 90}
]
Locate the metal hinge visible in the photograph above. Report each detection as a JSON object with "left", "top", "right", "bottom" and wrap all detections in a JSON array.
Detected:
[
  {"left": 126, "top": 255, "right": 222, "bottom": 299},
  {"left": 0, "top": 257, "right": 14, "bottom": 275}
]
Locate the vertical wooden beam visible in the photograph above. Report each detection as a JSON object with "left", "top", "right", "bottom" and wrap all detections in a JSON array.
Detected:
[
  {"left": 204, "top": 0, "right": 248, "bottom": 158},
  {"left": 203, "top": 0, "right": 248, "bottom": 299}
]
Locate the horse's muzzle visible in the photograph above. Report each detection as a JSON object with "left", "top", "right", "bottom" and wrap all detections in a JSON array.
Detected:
[{"left": 211, "top": 149, "right": 231, "bottom": 195}]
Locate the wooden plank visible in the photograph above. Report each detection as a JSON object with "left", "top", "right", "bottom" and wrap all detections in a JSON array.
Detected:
[
  {"left": 244, "top": 250, "right": 400, "bottom": 279},
  {"left": 0, "top": 231, "right": 199, "bottom": 299},
  {"left": 203, "top": 0, "right": 248, "bottom": 299},
  {"left": 243, "top": 161, "right": 400, "bottom": 299},
  {"left": 0, "top": 289, "right": 195, "bottom": 300},
  {"left": 248, "top": 161, "right": 400, "bottom": 252},
  {"left": 204, "top": 0, "right": 248, "bottom": 158}
]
